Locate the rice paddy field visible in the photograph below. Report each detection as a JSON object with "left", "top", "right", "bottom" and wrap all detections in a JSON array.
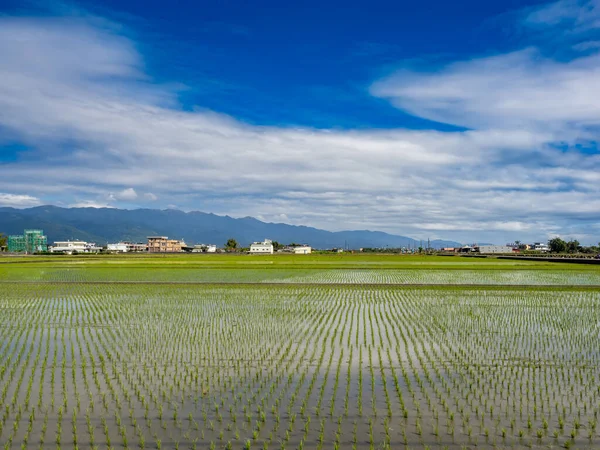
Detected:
[{"left": 1, "top": 254, "right": 600, "bottom": 449}]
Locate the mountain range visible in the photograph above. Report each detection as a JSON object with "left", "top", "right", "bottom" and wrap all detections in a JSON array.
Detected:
[{"left": 0, "top": 206, "right": 463, "bottom": 249}]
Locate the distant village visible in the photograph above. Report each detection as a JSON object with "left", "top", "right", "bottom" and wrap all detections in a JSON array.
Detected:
[
  {"left": 3, "top": 230, "right": 313, "bottom": 255},
  {"left": 3, "top": 228, "right": 599, "bottom": 257},
  {"left": 442, "top": 243, "right": 550, "bottom": 253}
]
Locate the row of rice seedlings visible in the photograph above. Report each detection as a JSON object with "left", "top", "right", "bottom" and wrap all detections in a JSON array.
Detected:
[
  {"left": 1, "top": 283, "right": 600, "bottom": 449},
  {"left": 3, "top": 264, "right": 600, "bottom": 286},
  {"left": 0, "top": 267, "right": 319, "bottom": 284},
  {"left": 277, "top": 269, "right": 600, "bottom": 285}
]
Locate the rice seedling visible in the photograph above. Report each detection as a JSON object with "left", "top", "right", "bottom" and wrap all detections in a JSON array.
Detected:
[{"left": 0, "top": 255, "right": 598, "bottom": 449}]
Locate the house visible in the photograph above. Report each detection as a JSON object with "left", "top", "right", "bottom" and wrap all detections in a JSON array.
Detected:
[
  {"left": 50, "top": 240, "right": 87, "bottom": 253},
  {"left": 249, "top": 239, "right": 273, "bottom": 254},
  {"left": 50, "top": 241, "right": 101, "bottom": 254},
  {"left": 533, "top": 242, "right": 549, "bottom": 252},
  {"left": 293, "top": 245, "right": 311, "bottom": 254},
  {"left": 128, "top": 243, "right": 148, "bottom": 252},
  {"left": 147, "top": 236, "right": 185, "bottom": 253},
  {"left": 478, "top": 245, "right": 513, "bottom": 254},
  {"left": 107, "top": 242, "right": 128, "bottom": 253},
  {"left": 190, "top": 244, "right": 217, "bottom": 253},
  {"left": 106, "top": 242, "right": 147, "bottom": 253}
]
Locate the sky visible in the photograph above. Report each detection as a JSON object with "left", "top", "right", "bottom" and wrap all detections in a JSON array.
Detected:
[{"left": 0, "top": 0, "right": 599, "bottom": 245}]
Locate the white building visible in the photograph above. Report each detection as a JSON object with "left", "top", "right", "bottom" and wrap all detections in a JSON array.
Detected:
[
  {"left": 128, "top": 243, "right": 148, "bottom": 252},
  {"left": 107, "top": 243, "right": 128, "bottom": 253},
  {"left": 249, "top": 239, "right": 274, "bottom": 254},
  {"left": 533, "top": 242, "right": 549, "bottom": 252},
  {"left": 191, "top": 244, "right": 217, "bottom": 253},
  {"left": 51, "top": 241, "right": 101, "bottom": 254},
  {"left": 478, "top": 245, "right": 513, "bottom": 254},
  {"left": 293, "top": 245, "right": 312, "bottom": 254}
]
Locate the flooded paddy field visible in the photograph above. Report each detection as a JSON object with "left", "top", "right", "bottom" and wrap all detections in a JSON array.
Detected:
[
  {"left": 1, "top": 255, "right": 600, "bottom": 286},
  {"left": 1, "top": 255, "right": 600, "bottom": 449}
]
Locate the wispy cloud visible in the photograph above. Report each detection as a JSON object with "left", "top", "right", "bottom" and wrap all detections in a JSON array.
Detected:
[
  {"left": 371, "top": 48, "right": 600, "bottom": 132},
  {"left": 0, "top": 3, "right": 599, "bottom": 243},
  {"left": 525, "top": 0, "right": 600, "bottom": 31},
  {"left": 573, "top": 39, "right": 600, "bottom": 50}
]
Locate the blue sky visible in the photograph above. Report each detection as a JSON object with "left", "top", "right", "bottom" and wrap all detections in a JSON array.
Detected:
[{"left": 0, "top": 0, "right": 599, "bottom": 244}]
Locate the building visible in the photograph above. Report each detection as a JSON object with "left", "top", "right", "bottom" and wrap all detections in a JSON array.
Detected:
[
  {"left": 147, "top": 236, "right": 184, "bottom": 253},
  {"left": 8, "top": 229, "right": 48, "bottom": 253},
  {"left": 8, "top": 235, "right": 25, "bottom": 253},
  {"left": 533, "top": 242, "right": 549, "bottom": 252},
  {"left": 190, "top": 244, "right": 217, "bottom": 253},
  {"left": 293, "top": 245, "right": 312, "bottom": 254},
  {"left": 51, "top": 241, "right": 88, "bottom": 253},
  {"left": 50, "top": 241, "right": 101, "bottom": 254},
  {"left": 107, "top": 242, "right": 148, "bottom": 253},
  {"left": 478, "top": 245, "right": 513, "bottom": 254},
  {"left": 128, "top": 243, "right": 148, "bottom": 252},
  {"left": 249, "top": 239, "right": 274, "bottom": 254},
  {"left": 507, "top": 243, "right": 531, "bottom": 251},
  {"left": 107, "top": 242, "right": 128, "bottom": 253}
]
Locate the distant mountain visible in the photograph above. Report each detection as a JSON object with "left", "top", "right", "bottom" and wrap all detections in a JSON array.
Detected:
[{"left": 0, "top": 206, "right": 462, "bottom": 249}]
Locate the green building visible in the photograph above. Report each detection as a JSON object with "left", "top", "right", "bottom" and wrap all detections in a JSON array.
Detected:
[{"left": 8, "top": 229, "right": 48, "bottom": 253}]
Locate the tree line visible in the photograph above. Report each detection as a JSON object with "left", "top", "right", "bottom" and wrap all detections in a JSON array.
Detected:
[{"left": 547, "top": 238, "right": 599, "bottom": 254}]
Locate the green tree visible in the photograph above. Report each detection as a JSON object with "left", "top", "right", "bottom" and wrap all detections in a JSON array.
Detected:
[
  {"left": 566, "top": 240, "right": 580, "bottom": 253},
  {"left": 548, "top": 237, "right": 567, "bottom": 253},
  {"left": 272, "top": 241, "right": 283, "bottom": 251},
  {"left": 225, "top": 238, "right": 238, "bottom": 251},
  {"left": 0, "top": 233, "right": 6, "bottom": 251}
]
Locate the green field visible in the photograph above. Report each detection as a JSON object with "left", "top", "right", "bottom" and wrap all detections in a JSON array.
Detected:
[
  {"left": 1, "top": 254, "right": 600, "bottom": 285},
  {"left": 0, "top": 254, "right": 599, "bottom": 449}
]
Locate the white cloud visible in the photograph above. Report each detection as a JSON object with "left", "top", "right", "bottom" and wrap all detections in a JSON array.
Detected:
[
  {"left": 68, "top": 200, "right": 112, "bottom": 208},
  {"left": 0, "top": 193, "right": 42, "bottom": 208},
  {"left": 114, "top": 188, "right": 138, "bottom": 201},
  {"left": 0, "top": 9, "right": 598, "bottom": 243}
]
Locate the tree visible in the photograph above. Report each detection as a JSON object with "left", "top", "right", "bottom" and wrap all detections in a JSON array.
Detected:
[
  {"left": 225, "top": 238, "right": 238, "bottom": 251},
  {"left": 0, "top": 233, "right": 6, "bottom": 251},
  {"left": 548, "top": 237, "right": 567, "bottom": 253},
  {"left": 566, "top": 240, "right": 580, "bottom": 253},
  {"left": 272, "top": 241, "right": 283, "bottom": 251}
]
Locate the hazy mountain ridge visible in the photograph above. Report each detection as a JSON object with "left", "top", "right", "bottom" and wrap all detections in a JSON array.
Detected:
[{"left": 0, "top": 206, "right": 462, "bottom": 249}]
